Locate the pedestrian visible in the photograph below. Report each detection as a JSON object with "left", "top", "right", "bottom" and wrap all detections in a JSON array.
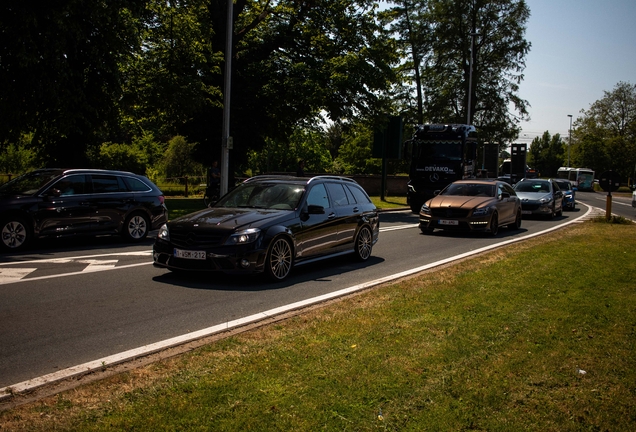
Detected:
[{"left": 296, "top": 159, "right": 305, "bottom": 177}]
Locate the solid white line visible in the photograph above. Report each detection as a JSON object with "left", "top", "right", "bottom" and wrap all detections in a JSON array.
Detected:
[{"left": 0, "top": 206, "right": 596, "bottom": 400}]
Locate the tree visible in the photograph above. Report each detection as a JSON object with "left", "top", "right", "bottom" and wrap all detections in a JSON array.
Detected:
[
  {"left": 572, "top": 81, "right": 636, "bottom": 179},
  {"left": 395, "top": 0, "right": 531, "bottom": 144},
  {"left": 0, "top": 0, "right": 149, "bottom": 166},
  {"left": 161, "top": 135, "right": 204, "bottom": 179},
  {"left": 528, "top": 131, "right": 564, "bottom": 177}
]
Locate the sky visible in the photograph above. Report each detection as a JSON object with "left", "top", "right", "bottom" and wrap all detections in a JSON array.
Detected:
[{"left": 516, "top": 0, "right": 636, "bottom": 145}]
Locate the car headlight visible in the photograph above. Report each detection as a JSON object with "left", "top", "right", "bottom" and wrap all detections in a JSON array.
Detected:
[
  {"left": 539, "top": 195, "right": 553, "bottom": 204},
  {"left": 225, "top": 228, "right": 261, "bottom": 245},
  {"left": 565, "top": 193, "right": 573, "bottom": 199},
  {"left": 420, "top": 204, "right": 431, "bottom": 215},
  {"left": 472, "top": 206, "right": 492, "bottom": 217},
  {"left": 157, "top": 224, "right": 170, "bottom": 241}
]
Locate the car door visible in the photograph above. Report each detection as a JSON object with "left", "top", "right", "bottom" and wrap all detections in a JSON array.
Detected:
[
  {"left": 551, "top": 180, "right": 564, "bottom": 212},
  {"left": 295, "top": 183, "right": 340, "bottom": 258},
  {"left": 88, "top": 174, "right": 134, "bottom": 232},
  {"left": 325, "top": 182, "right": 359, "bottom": 249},
  {"left": 496, "top": 182, "right": 516, "bottom": 224},
  {"left": 36, "top": 174, "right": 94, "bottom": 235}
]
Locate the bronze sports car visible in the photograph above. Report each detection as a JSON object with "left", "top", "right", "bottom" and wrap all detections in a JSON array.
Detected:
[{"left": 418, "top": 179, "right": 522, "bottom": 236}]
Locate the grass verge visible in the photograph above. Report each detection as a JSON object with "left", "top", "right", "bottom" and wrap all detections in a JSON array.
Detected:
[{"left": 2, "top": 222, "right": 635, "bottom": 431}]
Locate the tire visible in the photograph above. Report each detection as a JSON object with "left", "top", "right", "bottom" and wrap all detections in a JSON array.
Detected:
[
  {"left": 556, "top": 200, "right": 563, "bottom": 217},
  {"left": 508, "top": 209, "right": 522, "bottom": 230},
  {"left": 123, "top": 212, "right": 150, "bottom": 241},
  {"left": 353, "top": 226, "right": 373, "bottom": 262},
  {"left": 265, "top": 237, "right": 293, "bottom": 281},
  {"left": 1, "top": 217, "right": 31, "bottom": 251},
  {"left": 489, "top": 212, "right": 499, "bottom": 236}
]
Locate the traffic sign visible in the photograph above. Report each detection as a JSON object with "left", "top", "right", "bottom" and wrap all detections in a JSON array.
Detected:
[{"left": 599, "top": 170, "right": 621, "bottom": 193}]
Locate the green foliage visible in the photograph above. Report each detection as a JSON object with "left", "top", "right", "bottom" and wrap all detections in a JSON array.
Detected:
[
  {"left": 248, "top": 126, "right": 333, "bottom": 175},
  {"left": 161, "top": 135, "right": 204, "bottom": 179},
  {"left": 87, "top": 131, "right": 165, "bottom": 175},
  {"left": 0, "top": 0, "right": 149, "bottom": 166},
  {"left": 0, "top": 134, "right": 38, "bottom": 174},
  {"left": 528, "top": 131, "right": 565, "bottom": 177},
  {"left": 387, "top": 0, "right": 531, "bottom": 144},
  {"left": 572, "top": 82, "right": 636, "bottom": 179}
]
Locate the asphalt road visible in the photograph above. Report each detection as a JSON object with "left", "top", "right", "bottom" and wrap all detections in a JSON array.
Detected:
[
  {"left": 0, "top": 204, "right": 595, "bottom": 392},
  {"left": 574, "top": 190, "right": 635, "bottom": 220}
]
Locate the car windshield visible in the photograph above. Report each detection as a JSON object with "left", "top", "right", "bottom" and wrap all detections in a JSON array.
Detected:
[
  {"left": 214, "top": 182, "right": 305, "bottom": 210},
  {"left": 555, "top": 180, "right": 571, "bottom": 190},
  {"left": 441, "top": 183, "right": 495, "bottom": 197},
  {"left": 514, "top": 181, "right": 550, "bottom": 193},
  {"left": 0, "top": 170, "right": 61, "bottom": 196}
]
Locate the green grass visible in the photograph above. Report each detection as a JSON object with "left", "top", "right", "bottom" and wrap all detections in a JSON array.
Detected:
[
  {"left": 165, "top": 196, "right": 408, "bottom": 220},
  {"left": 2, "top": 223, "right": 636, "bottom": 431}
]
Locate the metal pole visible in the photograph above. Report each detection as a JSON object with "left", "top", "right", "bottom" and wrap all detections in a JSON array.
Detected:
[
  {"left": 567, "top": 114, "right": 572, "bottom": 168},
  {"left": 466, "top": 32, "right": 479, "bottom": 125},
  {"left": 221, "top": 0, "right": 233, "bottom": 195}
]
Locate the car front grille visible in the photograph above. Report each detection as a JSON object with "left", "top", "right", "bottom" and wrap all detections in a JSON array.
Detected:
[
  {"left": 431, "top": 208, "right": 470, "bottom": 218},
  {"left": 170, "top": 230, "right": 225, "bottom": 248}
]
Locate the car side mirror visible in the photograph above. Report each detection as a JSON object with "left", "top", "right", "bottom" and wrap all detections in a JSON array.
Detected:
[
  {"left": 45, "top": 188, "right": 62, "bottom": 198},
  {"left": 307, "top": 204, "right": 325, "bottom": 215},
  {"left": 500, "top": 191, "right": 510, "bottom": 199}
]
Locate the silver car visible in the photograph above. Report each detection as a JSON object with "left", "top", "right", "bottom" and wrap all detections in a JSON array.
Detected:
[{"left": 513, "top": 178, "right": 564, "bottom": 218}]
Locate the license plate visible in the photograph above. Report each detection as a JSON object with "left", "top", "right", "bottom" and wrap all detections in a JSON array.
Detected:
[
  {"left": 522, "top": 210, "right": 532, "bottom": 215},
  {"left": 438, "top": 219, "right": 458, "bottom": 226},
  {"left": 174, "top": 248, "right": 207, "bottom": 260}
]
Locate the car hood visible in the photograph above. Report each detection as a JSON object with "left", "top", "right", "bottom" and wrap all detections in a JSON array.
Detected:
[
  {"left": 169, "top": 207, "right": 291, "bottom": 230},
  {"left": 427, "top": 195, "right": 494, "bottom": 209},
  {"left": 515, "top": 192, "right": 551, "bottom": 201}
]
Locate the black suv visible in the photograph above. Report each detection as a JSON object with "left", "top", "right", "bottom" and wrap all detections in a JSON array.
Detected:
[
  {"left": 0, "top": 169, "right": 168, "bottom": 250},
  {"left": 153, "top": 175, "right": 380, "bottom": 281}
]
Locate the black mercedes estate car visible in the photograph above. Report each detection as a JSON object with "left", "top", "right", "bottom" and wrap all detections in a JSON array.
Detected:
[
  {"left": 153, "top": 175, "right": 380, "bottom": 281},
  {"left": 0, "top": 168, "right": 168, "bottom": 250}
]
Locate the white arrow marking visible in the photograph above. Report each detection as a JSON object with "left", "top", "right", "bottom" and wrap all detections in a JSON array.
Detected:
[
  {"left": 0, "top": 268, "right": 38, "bottom": 284},
  {"left": 78, "top": 259, "right": 119, "bottom": 272}
]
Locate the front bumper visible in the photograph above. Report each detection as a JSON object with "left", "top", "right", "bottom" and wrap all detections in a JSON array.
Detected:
[
  {"left": 520, "top": 201, "right": 553, "bottom": 215},
  {"left": 419, "top": 213, "right": 493, "bottom": 232},
  {"left": 153, "top": 240, "right": 268, "bottom": 274}
]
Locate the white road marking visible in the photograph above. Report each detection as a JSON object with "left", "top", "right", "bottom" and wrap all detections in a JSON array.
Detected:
[
  {"left": 0, "top": 268, "right": 38, "bottom": 284},
  {"left": 0, "top": 262, "right": 152, "bottom": 286},
  {"left": 0, "top": 251, "right": 151, "bottom": 266},
  {"left": 0, "top": 205, "right": 597, "bottom": 400},
  {"left": 380, "top": 223, "right": 419, "bottom": 232},
  {"left": 79, "top": 260, "right": 119, "bottom": 272}
]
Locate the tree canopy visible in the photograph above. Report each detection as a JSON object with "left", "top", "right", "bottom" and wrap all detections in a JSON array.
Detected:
[
  {"left": 571, "top": 81, "right": 636, "bottom": 180},
  {"left": 1, "top": 0, "right": 536, "bottom": 178}
]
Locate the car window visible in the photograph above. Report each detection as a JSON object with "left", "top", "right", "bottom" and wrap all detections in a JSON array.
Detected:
[
  {"left": 91, "top": 175, "right": 127, "bottom": 193},
  {"left": 514, "top": 181, "right": 549, "bottom": 193},
  {"left": 503, "top": 183, "right": 516, "bottom": 196},
  {"left": 325, "top": 183, "right": 349, "bottom": 206},
  {"left": 49, "top": 174, "right": 88, "bottom": 196},
  {"left": 0, "top": 170, "right": 62, "bottom": 196},
  {"left": 443, "top": 183, "right": 494, "bottom": 197},
  {"left": 347, "top": 184, "right": 371, "bottom": 204},
  {"left": 123, "top": 176, "right": 152, "bottom": 192},
  {"left": 306, "top": 184, "right": 330, "bottom": 208}
]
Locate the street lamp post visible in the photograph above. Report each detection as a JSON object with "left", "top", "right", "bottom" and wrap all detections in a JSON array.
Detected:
[
  {"left": 466, "top": 32, "right": 479, "bottom": 125},
  {"left": 567, "top": 114, "right": 573, "bottom": 168},
  {"left": 220, "top": 0, "right": 233, "bottom": 196}
]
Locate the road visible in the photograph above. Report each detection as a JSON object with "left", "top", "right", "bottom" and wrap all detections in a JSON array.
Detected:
[
  {"left": 574, "top": 190, "right": 635, "bottom": 220},
  {"left": 0, "top": 204, "right": 595, "bottom": 395}
]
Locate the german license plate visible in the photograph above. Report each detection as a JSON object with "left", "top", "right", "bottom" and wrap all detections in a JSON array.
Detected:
[
  {"left": 439, "top": 219, "right": 458, "bottom": 226},
  {"left": 174, "top": 248, "right": 206, "bottom": 260},
  {"left": 522, "top": 210, "right": 532, "bottom": 215}
]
